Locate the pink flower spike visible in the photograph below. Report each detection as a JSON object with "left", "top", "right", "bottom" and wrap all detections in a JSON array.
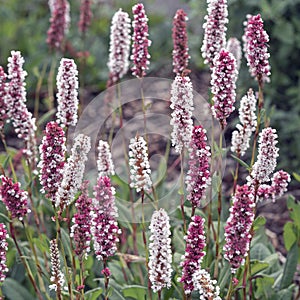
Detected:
[
  {"left": 78, "top": 0, "right": 92, "bottom": 34},
  {"left": 70, "top": 181, "right": 92, "bottom": 259},
  {"left": 211, "top": 49, "right": 238, "bottom": 129},
  {"left": 226, "top": 37, "right": 242, "bottom": 71},
  {"left": 231, "top": 88, "right": 257, "bottom": 156},
  {"left": 56, "top": 58, "right": 79, "bottom": 128},
  {"left": 5, "top": 51, "right": 37, "bottom": 167},
  {"left": 38, "top": 121, "right": 66, "bottom": 203},
  {"left": 47, "top": 0, "right": 70, "bottom": 50},
  {"left": 223, "top": 184, "right": 255, "bottom": 273},
  {"left": 201, "top": 0, "right": 228, "bottom": 67},
  {"left": 107, "top": 9, "right": 131, "bottom": 85},
  {"left": 243, "top": 14, "right": 271, "bottom": 83},
  {"left": 97, "top": 140, "right": 115, "bottom": 178},
  {"left": 0, "top": 67, "right": 8, "bottom": 131},
  {"left": 0, "top": 176, "right": 30, "bottom": 221},
  {"left": 91, "top": 176, "right": 121, "bottom": 261},
  {"left": 131, "top": 3, "right": 151, "bottom": 78},
  {"left": 257, "top": 170, "right": 290, "bottom": 202},
  {"left": 148, "top": 208, "right": 173, "bottom": 293},
  {"left": 179, "top": 215, "right": 206, "bottom": 294},
  {"left": 248, "top": 127, "right": 279, "bottom": 185},
  {"left": 170, "top": 75, "right": 194, "bottom": 153},
  {"left": 186, "top": 125, "right": 211, "bottom": 208},
  {"left": 0, "top": 223, "right": 9, "bottom": 283},
  {"left": 172, "top": 9, "right": 190, "bottom": 76}
]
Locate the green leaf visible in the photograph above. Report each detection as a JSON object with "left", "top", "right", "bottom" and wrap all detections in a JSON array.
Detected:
[
  {"left": 255, "top": 276, "right": 274, "bottom": 299},
  {"left": 251, "top": 243, "right": 272, "bottom": 261},
  {"left": 230, "top": 154, "right": 251, "bottom": 170},
  {"left": 36, "top": 108, "right": 56, "bottom": 127},
  {"left": 85, "top": 288, "right": 103, "bottom": 300},
  {"left": 287, "top": 196, "right": 300, "bottom": 228},
  {"left": 292, "top": 172, "right": 300, "bottom": 182},
  {"left": 2, "top": 278, "right": 34, "bottom": 300},
  {"left": 122, "top": 285, "right": 147, "bottom": 299},
  {"left": 250, "top": 260, "right": 269, "bottom": 276},
  {"left": 253, "top": 216, "right": 266, "bottom": 231},
  {"left": 280, "top": 242, "right": 298, "bottom": 289},
  {"left": 283, "top": 222, "right": 297, "bottom": 251}
]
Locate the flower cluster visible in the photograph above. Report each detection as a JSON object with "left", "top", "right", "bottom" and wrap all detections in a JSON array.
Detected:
[
  {"left": 107, "top": 9, "right": 131, "bottom": 85},
  {"left": 0, "top": 67, "right": 7, "bottom": 131},
  {"left": 56, "top": 58, "right": 79, "bottom": 128},
  {"left": 226, "top": 37, "right": 242, "bottom": 71},
  {"left": 55, "top": 134, "right": 91, "bottom": 210},
  {"left": 172, "top": 9, "right": 190, "bottom": 76},
  {"left": 248, "top": 127, "right": 279, "bottom": 185},
  {"left": 148, "top": 208, "right": 172, "bottom": 293},
  {"left": 179, "top": 215, "right": 206, "bottom": 294},
  {"left": 170, "top": 75, "right": 194, "bottom": 153},
  {"left": 131, "top": 3, "right": 151, "bottom": 78},
  {"left": 243, "top": 14, "right": 271, "bottom": 83},
  {"left": 211, "top": 49, "right": 238, "bottom": 129},
  {"left": 49, "top": 239, "right": 66, "bottom": 292},
  {"left": 231, "top": 89, "right": 257, "bottom": 156},
  {"left": 223, "top": 185, "right": 255, "bottom": 273},
  {"left": 257, "top": 170, "right": 290, "bottom": 202},
  {"left": 201, "top": 0, "right": 228, "bottom": 67},
  {"left": 0, "top": 223, "right": 9, "bottom": 283},
  {"left": 5, "top": 51, "right": 37, "bottom": 166},
  {"left": 128, "top": 136, "right": 152, "bottom": 193},
  {"left": 186, "top": 125, "right": 211, "bottom": 208},
  {"left": 70, "top": 181, "right": 92, "bottom": 259},
  {"left": 193, "top": 269, "right": 221, "bottom": 300},
  {"left": 97, "top": 140, "right": 115, "bottom": 177},
  {"left": 38, "top": 121, "right": 66, "bottom": 203},
  {"left": 91, "top": 176, "right": 121, "bottom": 261},
  {"left": 47, "top": 0, "right": 70, "bottom": 50},
  {"left": 78, "top": 0, "right": 92, "bottom": 34},
  {"left": 0, "top": 176, "right": 30, "bottom": 221}
]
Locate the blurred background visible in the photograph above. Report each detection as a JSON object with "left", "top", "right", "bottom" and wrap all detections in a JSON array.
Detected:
[{"left": 0, "top": 0, "right": 299, "bottom": 187}]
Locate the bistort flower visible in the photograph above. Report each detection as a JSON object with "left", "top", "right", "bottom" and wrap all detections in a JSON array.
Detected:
[
  {"left": 38, "top": 121, "right": 66, "bottom": 203},
  {"left": 193, "top": 269, "right": 221, "bottom": 300},
  {"left": 49, "top": 239, "right": 66, "bottom": 292},
  {"left": 56, "top": 58, "right": 79, "bottom": 128},
  {"left": 55, "top": 134, "right": 91, "bottom": 211},
  {"left": 70, "top": 181, "right": 92, "bottom": 259},
  {"left": 170, "top": 75, "right": 194, "bottom": 153},
  {"left": 131, "top": 3, "right": 151, "bottom": 78},
  {"left": 47, "top": 0, "right": 70, "bottom": 50},
  {"left": 248, "top": 127, "right": 279, "bottom": 185},
  {"left": 186, "top": 125, "right": 211, "bottom": 208},
  {"left": 91, "top": 176, "right": 121, "bottom": 261},
  {"left": 243, "top": 14, "right": 271, "bottom": 83},
  {"left": 231, "top": 89, "right": 257, "bottom": 156},
  {"left": 5, "top": 51, "right": 37, "bottom": 167},
  {"left": 78, "top": 0, "right": 92, "bottom": 34},
  {"left": 201, "top": 0, "right": 228, "bottom": 67},
  {"left": 172, "top": 9, "right": 190, "bottom": 76},
  {"left": 0, "top": 67, "right": 8, "bottom": 131},
  {"left": 179, "top": 215, "right": 206, "bottom": 294},
  {"left": 128, "top": 135, "right": 152, "bottom": 193},
  {"left": 0, "top": 223, "right": 9, "bottom": 283},
  {"left": 0, "top": 176, "right": 30, "bottom": 221},
  {"left": 107, "top": 9, "right": 131, "bottom": 85},
  {"left": 223, "top": 184, "right": 255, "bottom": 273},
  {"left": 226, "top": 37, "right": 242, "bottom": 71},
  {"left": 97, "top": 140, "right": 115, "bottom": 177},
  {"left": 148, "top": 208, "right": 172, "bottom": 293},
  {"left": 211, "top": 49, "right": 237, "bottom": 129},
  {"left": 257, "top": 170, "right": 290, "bottom": 202}
]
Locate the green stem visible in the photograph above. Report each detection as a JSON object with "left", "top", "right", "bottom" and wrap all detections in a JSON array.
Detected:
[
  {"left": 225, "top": 275, "right": 234, "bottom": 300},
  {"left": 180, "top": 149, "right": 187, "bottom": 233},
  {"left": 47, "top": 56, "right": 57, "bottom": 111}
]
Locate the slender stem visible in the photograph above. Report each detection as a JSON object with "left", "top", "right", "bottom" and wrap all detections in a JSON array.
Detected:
[
  {"left": 180, "top": 149, "right": 186, "bottom": 233},
  {"left": 10, "top": 222, "right": 44, "bottom": 300},
  {"left": 34, "top": 61, "right": 48, "bottom": 120},
  {"left": 232, "top": 153, "right": 241, "bottom": 195},
  {"left": 47, "top": 56, "right": 57, "bottom": 111},
  {"left": 225, "top": 275, "right": 234, "bottom": 300},
  {"left": 140, "top": 78, "right": 148, "bottom": 143},
  {"left": 66, "top": 206, "right": 77, "bottom": 279},
  {"left": 214, "top": 131, "right": 223, "bottom": 279}
]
